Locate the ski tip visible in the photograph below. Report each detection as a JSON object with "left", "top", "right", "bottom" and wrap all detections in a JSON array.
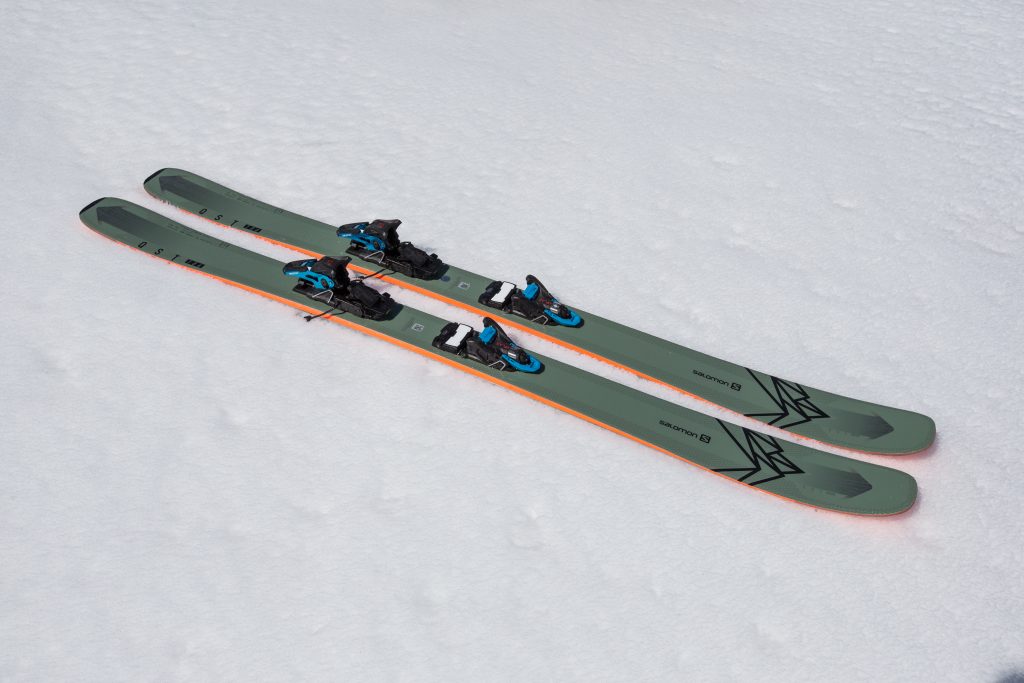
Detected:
[
  {"left": 884, "top": 468, "right": 919, "bottom": 515},
  {"left": 897, "top": 412, "right": 937, "bottom": 455},
  {"left": 865, "top": 409, "right": 936, "bottom": 455},
  {"left": 143, "top": 167, "right": 176, "bottom": 184},
  {"left": 79, "top": 197, "right": 114, "bottom": 217}
]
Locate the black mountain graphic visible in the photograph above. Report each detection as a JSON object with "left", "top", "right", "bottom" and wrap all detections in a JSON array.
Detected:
[
  {"left": 713, "top": 420, "right": 802, "bottom": 487},
  {"left": 745, "top": 369, "right": 829, "bottom": 429}
]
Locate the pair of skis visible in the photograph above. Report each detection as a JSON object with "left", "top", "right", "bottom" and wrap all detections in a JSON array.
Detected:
[{"left": 78, "top": 169, "right": 934, "bottom": 515}]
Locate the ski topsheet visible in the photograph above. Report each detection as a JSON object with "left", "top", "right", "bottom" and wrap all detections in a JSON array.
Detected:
[
  {"left": 80, "top": 197, "right": 918, "bottom": 515},
  {"left": 144, "top": 169, "right": 935, "bottom": 455}
]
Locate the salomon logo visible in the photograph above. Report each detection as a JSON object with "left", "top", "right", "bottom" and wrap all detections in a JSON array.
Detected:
[
  {"left": 241, "top": 224, "right": 263, "bottom": 234},
  {"left": 184, "top": 259, "right": 205, "bottom": 269},
  {"left": 659, "top": 420, "right": 711, "bottom": 444},
  {"left": 693, "top": 369, "right": 741, "bottom": 391}
]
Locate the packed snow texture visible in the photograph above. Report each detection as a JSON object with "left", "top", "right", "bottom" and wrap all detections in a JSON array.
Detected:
[{"left": 2, "top": 1, "right": 1022, "bottom": 680}]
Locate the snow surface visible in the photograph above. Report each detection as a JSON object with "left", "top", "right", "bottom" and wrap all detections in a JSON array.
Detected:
[{"left": 2, "top": 1, "right": 1023, "bottom": 680}]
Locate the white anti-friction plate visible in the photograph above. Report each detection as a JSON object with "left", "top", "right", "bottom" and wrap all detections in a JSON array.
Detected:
[
  {"left": 444, "top": 323, "right": 473, "bottom": 349},
  {"left": 489, "top": 281, "right": 516, "bottom": 304}
]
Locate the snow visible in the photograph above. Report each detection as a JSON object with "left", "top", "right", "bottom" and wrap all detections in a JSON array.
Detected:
[{"left": 2, "top": 0, "right": 1023, "bottom": 680}]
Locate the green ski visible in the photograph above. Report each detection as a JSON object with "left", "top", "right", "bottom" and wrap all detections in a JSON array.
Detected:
[
  {"left": 144, "top": 168, "right": 935, "bottom": 455},
  {"left": 80, "top": 197, "right": 918, "bottom": 515}
]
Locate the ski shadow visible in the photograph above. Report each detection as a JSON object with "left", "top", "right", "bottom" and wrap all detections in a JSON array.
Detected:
[{"left": 995, "top": 671, "right": 1024, "bottom": 683}]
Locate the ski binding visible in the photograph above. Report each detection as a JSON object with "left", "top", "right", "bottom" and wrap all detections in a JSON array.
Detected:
[
  {"left": 337, "top": 219, "right": 444, "bottom": 280},
  {"left": 282, "top": 256, "right": 393, "bottom": 321},
  {"left": 478, "top": 275, "right": 581, "bottom": 327},
  {"left": 432, "top": 317, "right": 543, "bottom": 373}
]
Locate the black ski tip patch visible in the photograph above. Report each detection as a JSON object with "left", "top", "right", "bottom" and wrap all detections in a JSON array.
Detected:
[
  {"left": 143, "top": 168, "right": 173, "bottom": 184},
  {"left": 79, "top": 197, "right": 108, "bottom": 216}
]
